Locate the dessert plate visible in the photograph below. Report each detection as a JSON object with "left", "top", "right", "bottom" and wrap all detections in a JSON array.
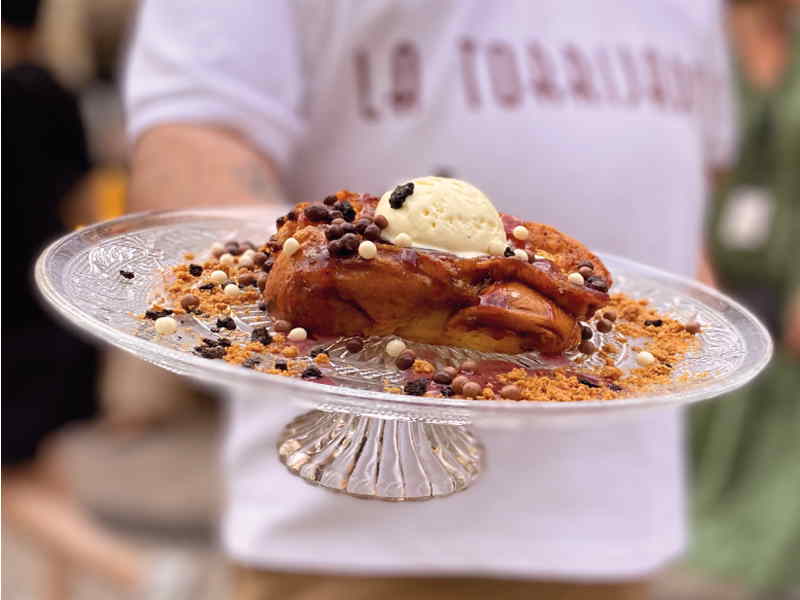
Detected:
[{"left": 35, "top": 208, "right": 772, "bottom": 501}]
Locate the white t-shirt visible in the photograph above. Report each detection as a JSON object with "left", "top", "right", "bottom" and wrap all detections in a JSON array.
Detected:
[{"left": 125, "top": 0, "right": 734, "bottom": 579}]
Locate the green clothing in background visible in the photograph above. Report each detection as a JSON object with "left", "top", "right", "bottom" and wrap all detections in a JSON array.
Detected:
[{"left": 690, "top": 30, "right": 800, "bottom": 595}]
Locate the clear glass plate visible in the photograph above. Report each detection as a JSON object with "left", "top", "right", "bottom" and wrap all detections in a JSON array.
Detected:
[{"left": 35, "top": 208, "right": 773, "bottom": 427}]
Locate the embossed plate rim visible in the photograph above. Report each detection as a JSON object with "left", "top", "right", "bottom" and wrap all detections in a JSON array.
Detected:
[{"left": 35, "top": 208, "right": 773, "bottom": 421}]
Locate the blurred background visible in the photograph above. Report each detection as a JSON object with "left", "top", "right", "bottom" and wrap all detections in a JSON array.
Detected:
[{"left": 2, "top": 0, "right": 798, "bottom": 598}]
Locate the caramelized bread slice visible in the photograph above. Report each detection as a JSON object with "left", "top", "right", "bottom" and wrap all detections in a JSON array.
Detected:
[{"left": 264, "top": 193, "right": 609, "bottom": 355}]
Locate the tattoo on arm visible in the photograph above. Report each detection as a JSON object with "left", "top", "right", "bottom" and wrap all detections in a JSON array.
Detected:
[{"left": 235, "top": 161, "right": 288, "bottom": 205}]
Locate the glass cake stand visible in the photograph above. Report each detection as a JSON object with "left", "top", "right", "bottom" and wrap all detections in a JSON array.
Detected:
[{"left": 35, "top": 208, "right": 773, "bottom": 501}]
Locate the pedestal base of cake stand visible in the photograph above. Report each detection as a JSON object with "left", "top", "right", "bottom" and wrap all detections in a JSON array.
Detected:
[{"left": 277, "top": 410, "right": 484, "bottom": 501}]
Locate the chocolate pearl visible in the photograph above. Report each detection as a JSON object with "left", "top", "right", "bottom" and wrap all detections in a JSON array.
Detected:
[
  {"left": 403, "top": 378, "right": 430, "bottom": 396},
  {"left": 685, "top": 321, "right": 702, "bottom": 334},
  {"left": 302, "top": 365, "right": 323, "bottom": 379},
  {"left": 443, "top": 366, "right": 459, "bottom": 378},
  {"left": 261, "top": 257, "right": 274, "bottom": 272},
  {"left": 211, "top": 247, "right": 225, "bottom": 258},
  {"left": 304, "top": 204, "right": 331, "bottom": 222},
  {"left": 578, "top": 340, "right": 597, "bottom": 355},
  {"left": 286, "top": 210, "right": 298, "bottom": 221},
  {"left": 252, "top": 252, "right": 267, "bottom": 266},
  {"left": 354, "top": 218, "right": 372, "bottom": 234},
  {"left": 586, "top": 276, "right": 609, "bottom": 292},
  {"left": 180, "top": 294, "right": 200, "bottom": 311},
  {"left": 257, "top": 301, "right": 267, "bottom": 311},
  {"left": 241, "top": 241, "right": 256, "bottom": 250},
  {"left": 188, "top": 264, "right": 203, "bottom": 276},
  {"left": 374, "top": 214, "right": 389, "bottom": 229},
  {"left": 216, "top": 316, "right": 236, "bottom": 330},
  {"left": 504, "top": 246, "right": 515, "bottom": 258},
  {"left": 334, "top": 200, "right": 356, "bottom": 221},
  {"left": 433, "top": 370, "right": 453, "bottom": 385},
  {"left": 251, "top": 327, "right": 272, "bottom": 345},
  {"left": 326, "top": 224, "right": 344, "bottom": 240},
  {"left": 196, "top": 345, "right": 225, "bottom": 359},
  {"left": 329, "top": 211, "right": 344, "bottom": 221},
  {"left": 395, "top": 351, "right": 416, "bottom": 370},
  {"left": 577, "top": 260, "right": 594, "bottom": 271},
  {"left": 275, "top": 215, "right": 287, "bottom": 228},
  {"left": 603, "top": 310, "right": 617, "bottom": 322},
  {"left": 327, "top": 239, "right": 344, "bottom": 256},
  {"left": 578, "top": 265, "right": 593, "bottom": 279},
  {"left": 345, "top": 338, "right": 364, "bottom": 353},
  {"left": 499, "top": 384, "right": 521, "bottom": 400},
  {"left": 273, "top": 320, "right": 292, "bottom": 332},
  {"left": 323, "top": 195, "right": 338, "bottom": 206},
  {"left": 331, "top": 217, "right": 345, "bottom": 225},
  {"left": 341, "top": 222, "right": 357, "bottom": 235},
  {"left": 643, "top": 319, "right": 663, "bottom": 327},
  {"left": 451, "top": 375, "right": 469, "bottom": 394},
  {"left": 238, "top": 273, "right": 257, "bottom": 287},
  {"left": 596, "top": 318, "right": 613, "bottom": 333},
  {"left": 274, "top": 359, "right": 288, "bottom": 371},
  {"left": 225, "top": 241, "right": 241, "bottom": 254},
  {"left": 580, "top": 324, "right": 594, "bottom": 340},
  {"left": 462, "top": 382, "right": 482, "bottom": 398},
  {"left": 340, "top": 233, "right": 360, "bottom": 253},
  {"left": 460, "top": 359, "right": 478, "bottom": 373},
  {"left": 364, "top": 224, "right": 382, "bottom": 241}
]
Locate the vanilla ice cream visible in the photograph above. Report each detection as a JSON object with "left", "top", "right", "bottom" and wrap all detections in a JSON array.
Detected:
[{"left": 375, "top": 177, "right": 508, "bottom": 258}]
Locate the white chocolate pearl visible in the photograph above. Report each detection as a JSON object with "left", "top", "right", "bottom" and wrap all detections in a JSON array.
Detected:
[
  {"left": 568, "top": 272, "right": 585, "bottom": 286},
  {"left": 238, "top": 255, "right": 254, "bottom": 267},
  {"left": 394, "top": 233, "right": 412, "bottom": 248},
  {"left": 154, "top": 316, "right": 177, "bottom": 335},
  {"left": 210, "top": 270, "right": 227, "bottom": 284},
  {"left": 385, "top": 339, "right": 407, "bottom": 357},
  {"left": 358, "top": 240, "right": 378, "bottom": 259},
  {"left": 488, "top": 239, "right": 506, "bottom": 256},
  {"left": 636, "top": 351, "right": 656, "bottom": 366},
  {"left": 287, "top": 327, "right": 307, "bottom": 342},
  {"left": 512, "top": 225, "right": 529, "bottom": 240},
  {"left": 211, "top": 242, "right": 224, "bottom": 253},
  {"left": 283, "top": 237, "right": 300, "bottom": 256},
  {"left": 242, "top": 249, "right": 256, "bottom": 259},
  {"left": 513, "top": 248, "right": 529, "bottom": 261},
  {"left": 223, "top": 283, "right": 241, "bottom": 297},
  {"left": 220, "top": 253, "right": 235, "bottom": 266},
  {"left": 534, "top": 254, "right": 546, "bottom": 261}
]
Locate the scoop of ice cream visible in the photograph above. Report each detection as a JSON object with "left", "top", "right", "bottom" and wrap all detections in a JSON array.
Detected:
[{"left": 375, "top": 177, "right": 507, "bottom": 258}]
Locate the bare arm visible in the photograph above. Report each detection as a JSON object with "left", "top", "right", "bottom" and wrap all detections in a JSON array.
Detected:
[{"left": 128, "top": 124, "right": 285, "bottom": 213}]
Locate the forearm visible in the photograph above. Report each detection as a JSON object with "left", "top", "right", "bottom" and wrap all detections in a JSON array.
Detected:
[{"left": 128, "top": 124, "right": 285, "bottom": 213}]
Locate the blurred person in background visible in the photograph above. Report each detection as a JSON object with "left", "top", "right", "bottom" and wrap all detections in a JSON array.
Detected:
[
  {"left": 31, "top": 0, "right": 208, "bottom": 429},
  {"left": 125, "top": 1, "right": 734, "bottom": 598},
  {"left": 2, "top": 2, "right": 198, "bottom": 598},
  {"left": 690, "top": 0, "right": 800, "bottom": 596}
]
